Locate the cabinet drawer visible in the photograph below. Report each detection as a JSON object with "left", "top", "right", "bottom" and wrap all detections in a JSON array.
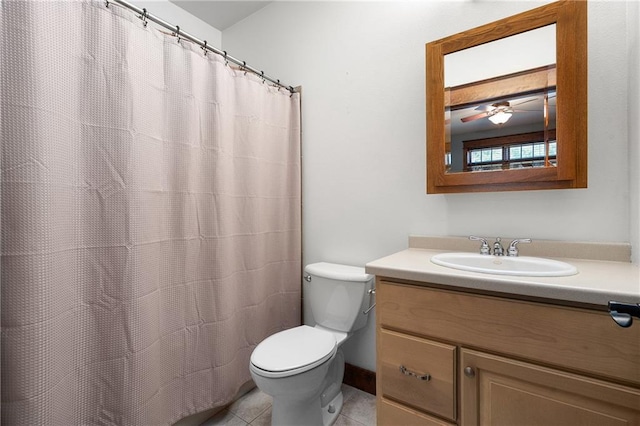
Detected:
[
  {"left": 379, "top": 328, "right": 456, "bottom": 421},
  {"left": 379, "top": 397, "right": 456, "bottom": 426}
]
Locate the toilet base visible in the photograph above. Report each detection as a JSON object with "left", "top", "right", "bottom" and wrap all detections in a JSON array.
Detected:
[
  {"left": 321, "top": 391, "right": 343, "bottom": 426},
  {"left": 271, "top": 397, "right": 323, "bottom": 426},
  {"left": 270, "top": 389, "right": 344, "bottom": 426}
]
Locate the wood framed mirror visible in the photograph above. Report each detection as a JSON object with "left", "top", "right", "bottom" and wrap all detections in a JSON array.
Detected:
[{"left": 426, "top": 0, "right": 587, "bottom": 194}]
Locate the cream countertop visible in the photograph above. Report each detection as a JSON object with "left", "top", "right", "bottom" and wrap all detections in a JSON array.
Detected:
[{"left": 365, "top": 238, "right": 640, "bottom": 307}]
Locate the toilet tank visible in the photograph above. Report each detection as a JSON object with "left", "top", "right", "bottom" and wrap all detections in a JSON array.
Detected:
[{"left": 304, "top": 262, "right": 375, "bottom": 333}]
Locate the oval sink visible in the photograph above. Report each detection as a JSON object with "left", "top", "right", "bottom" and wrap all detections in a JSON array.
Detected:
[{"left": 431, "top": 252, "right": 578, "bottom": 277}]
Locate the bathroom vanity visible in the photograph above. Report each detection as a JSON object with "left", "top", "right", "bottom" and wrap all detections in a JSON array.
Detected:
[{"left": 366, "top": 237, "right": 640, "bottom": 426}]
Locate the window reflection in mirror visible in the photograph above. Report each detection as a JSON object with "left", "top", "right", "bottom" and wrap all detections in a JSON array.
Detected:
[{"left": 443, "top": 25, "right": 556, "bottom": 174}]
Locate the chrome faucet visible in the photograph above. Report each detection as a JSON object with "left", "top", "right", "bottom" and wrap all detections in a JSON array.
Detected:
[
  {"left": 507, "top": 238, "right": 532, "bottom": 257},
  {"left": 469, "top": 236, "right": 491, "bottom": 255},
  {"left": 493, "top": 238, "right": 505, "bottom": 256}
]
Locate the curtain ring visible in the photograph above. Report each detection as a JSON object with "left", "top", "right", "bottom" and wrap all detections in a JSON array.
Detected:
[
  {"left": 242, "top": 61, "right": 247, "bottom": 75},
  {"left": 202, "top": 40, "right": 208, "bottom": 56},
  {"left": 260, "top": 71, "right": 265, "bottom": 84},
  {"left": 174, "top": 25, "right": 181, "bottom": 43},
  {"left": 105, "top": 0, "right": 109, "bottom": 8},
  {"left": 139, "top": 8, "right": 148, "bottom": 27},
  {"left": 223, "top": 51, "right": 228, "bottom": 66}
]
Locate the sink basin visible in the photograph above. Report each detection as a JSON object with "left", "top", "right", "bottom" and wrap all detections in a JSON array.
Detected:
[{"left": 431, "top": 252, "right": 578, "bottom": 277}]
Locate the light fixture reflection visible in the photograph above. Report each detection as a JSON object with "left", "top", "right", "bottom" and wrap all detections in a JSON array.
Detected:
[{"left": 488, "top": 110, "right": 513, "bottom": 125}]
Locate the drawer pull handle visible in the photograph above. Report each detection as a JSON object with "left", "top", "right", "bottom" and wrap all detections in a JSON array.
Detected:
[{"left": 399, "top": 365, "right": 431, "bottom": 381}]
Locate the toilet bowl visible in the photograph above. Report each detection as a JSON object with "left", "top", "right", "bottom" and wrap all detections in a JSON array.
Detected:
[{"left": 249, "top": 263, "right": 374, "bottom": 426}]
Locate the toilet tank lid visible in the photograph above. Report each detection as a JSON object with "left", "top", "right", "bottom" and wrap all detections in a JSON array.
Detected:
[{"left": 305, "top": 262, "right": 373, "bottom": 282}]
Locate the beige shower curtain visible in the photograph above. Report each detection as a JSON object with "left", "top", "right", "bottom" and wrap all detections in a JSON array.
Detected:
[{"left": 0, "top": 1, "right": 301, "bottom": 424}]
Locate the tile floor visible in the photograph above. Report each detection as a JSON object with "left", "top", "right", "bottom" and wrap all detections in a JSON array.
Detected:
[{"left": 201, "top": 384, "right": 376, "bottom": 426}]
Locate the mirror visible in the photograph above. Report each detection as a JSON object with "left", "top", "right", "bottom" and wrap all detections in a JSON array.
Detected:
[
  {"left": 426, "top": 1, "right": 587, "bottom": 193},
  {"left": 445, "top": 26, "right": 556, "bottom": 174}
]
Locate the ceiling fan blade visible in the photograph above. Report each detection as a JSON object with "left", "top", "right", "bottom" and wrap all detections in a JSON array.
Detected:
[
  {"left": 461, "top": 111, "right": 489, "bottom": 123},
  {"left": 474, "top": 104, "right": 494, "bottom": 112},
  {"left": 512, "top": 98, "right": 537, "bottom": 106}
]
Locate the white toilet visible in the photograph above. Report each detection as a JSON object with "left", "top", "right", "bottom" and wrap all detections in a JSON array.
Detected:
[{"left": 249, "top": 262, "right": 375, "bottom": 426}]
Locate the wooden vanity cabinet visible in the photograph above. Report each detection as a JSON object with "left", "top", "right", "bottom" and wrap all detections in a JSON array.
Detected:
[{"left": 375, "top": 279, "right": 640, "bottom": 426}]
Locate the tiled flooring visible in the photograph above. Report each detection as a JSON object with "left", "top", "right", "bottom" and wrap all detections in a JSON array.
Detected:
[{"left": 201, "top": 384, "right": 376, "bottom": 426}]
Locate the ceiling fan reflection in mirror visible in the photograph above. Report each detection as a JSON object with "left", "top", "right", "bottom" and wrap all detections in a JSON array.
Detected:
[
  {"left": 447, "top": 89, "right": 557, "bottom": 137},
  {"left": 461, "top": 98, "right": 537, "bottom": 125}
]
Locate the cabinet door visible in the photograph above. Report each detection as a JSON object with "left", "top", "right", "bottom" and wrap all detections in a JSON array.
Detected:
[{"left": 460, "top": 348, "right": 640, "bottom": 426}]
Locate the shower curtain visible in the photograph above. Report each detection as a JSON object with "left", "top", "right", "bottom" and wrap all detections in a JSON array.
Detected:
[{"left": 0, "top": 1, "right": 301, "bottom": 424}]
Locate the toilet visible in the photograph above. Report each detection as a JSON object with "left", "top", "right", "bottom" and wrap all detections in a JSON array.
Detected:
[{"left": 249, "top": 262, "right": 375, "bottom": 426}]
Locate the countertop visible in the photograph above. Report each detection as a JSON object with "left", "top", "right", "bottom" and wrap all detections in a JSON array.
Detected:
[{"left": 365, "top": 240, "right": 640, "bottom": 307}]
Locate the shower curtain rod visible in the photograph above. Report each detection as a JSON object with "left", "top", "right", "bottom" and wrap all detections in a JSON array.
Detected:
[{"left": 106, "top": 0, "right": 295, "bottom": 93}]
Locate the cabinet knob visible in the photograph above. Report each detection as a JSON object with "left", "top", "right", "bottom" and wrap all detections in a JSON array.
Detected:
[{"left": 464, "top": 366, "right": 476, "bottom": 378}]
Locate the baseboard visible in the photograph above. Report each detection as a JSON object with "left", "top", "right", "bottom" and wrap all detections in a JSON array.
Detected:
[{"left": 343, "top": 363, "right": 376, "bottom": 396}]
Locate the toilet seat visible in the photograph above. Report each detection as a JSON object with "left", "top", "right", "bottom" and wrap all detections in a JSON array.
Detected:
[{"left": 250, "top": 325, "right": 337, "bottom": 379}]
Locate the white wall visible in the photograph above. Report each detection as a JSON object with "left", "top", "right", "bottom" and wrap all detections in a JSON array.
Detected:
[
  {"left": 223, "top": 1, "right": 638, "bottom": 372},
  {"left": 136, "top": 0, "right": 222, "bottom": 48},
  {"left": 629, "top": 1, "right": 640, "bottom": 265}
]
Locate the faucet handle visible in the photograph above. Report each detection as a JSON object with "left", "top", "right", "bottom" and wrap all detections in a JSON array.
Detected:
[
  {"left": 469, "top": 235, "right": 491, "bottom": 255},
  {"left": 507, "top": 238, "right": 532, "bottom": 257},
  {"left": 493, "top": 237, "right": 505, "bottom": 256}
]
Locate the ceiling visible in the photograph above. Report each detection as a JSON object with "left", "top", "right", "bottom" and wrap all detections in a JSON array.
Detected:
[{"left": 169, "top": 1, "right": 271, "bottom": 31}]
